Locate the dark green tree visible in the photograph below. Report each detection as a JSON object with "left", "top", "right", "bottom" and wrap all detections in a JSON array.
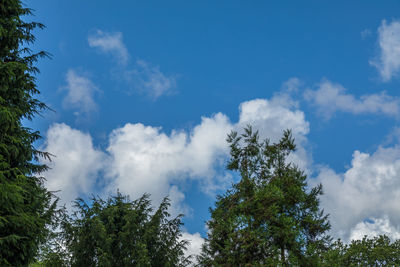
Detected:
[
  {"left": 198, "top": 126, "right": 331, "bottom": 266},
  {"left": 0, "top": 0, "right": 57, "bottom": 265},
  {"left": 50, "top": 192, "right": 191, "bottom": 266}
]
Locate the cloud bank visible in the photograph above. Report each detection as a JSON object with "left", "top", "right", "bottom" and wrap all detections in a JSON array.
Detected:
[{"left": 42, "top": 91, "right": 310, "bottom": 208}]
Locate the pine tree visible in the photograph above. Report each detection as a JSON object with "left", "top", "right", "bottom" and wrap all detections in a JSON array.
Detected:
[
  {"left": 0, "top": 1, "right": 57, "bottom": 265},
  {"left": 198, "top": 126, "right": 331, "bottom": 266}
]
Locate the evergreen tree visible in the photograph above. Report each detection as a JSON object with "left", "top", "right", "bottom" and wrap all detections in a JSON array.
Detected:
[
  {"left": 50, "top": 192, "right": 191, "bottom": 266},
  {"left": 0, "top": 1, "right": 57, "bottom": 265},
  {"left": 198, "top": 126, "right": 331, "bottom": 266}
]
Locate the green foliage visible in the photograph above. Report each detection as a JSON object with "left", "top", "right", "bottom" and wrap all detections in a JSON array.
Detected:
[
  {"left": 322, "top": 235, "right": 400, "bottom": 266},
  {"left": 0, "top": 0, "right": 57, "bottom": 265},
  {"left": 198, "top": 126, "right": 331, "bottom": 266},
  {"left": 42, "top": 192, "right": 191, "bottom": 267}
]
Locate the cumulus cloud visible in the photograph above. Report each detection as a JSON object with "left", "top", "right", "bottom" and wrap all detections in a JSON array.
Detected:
[
  {"left": 180, "top": 232, "right": 204, "bottom": 265},
  {"left": 349, "top": 216, "right": 400, "bottom": 240},
  {"left": 62, "top": 69, "right": 100, "bottom": 119},
  {"left": 104, "top": 112, "right": 232, "bottom": 208},
  {"left": 238, "top": 96, "right": 311, "bottom": 171},
  {"left": 88, "top": 30, "right": 129, "bottom": 65},
  {"left": 238, "top": 98, "right": 308, "bottom": 141},
  {"left": 370, "top": 20, "right": 400, "bottom": 81},
  {"left": 123, "top": 60, "right": 176, "bottom": 99},
  {"left": 313, "top": 145, "right": 400, "bottom": 241},
  {"left": 304, "top": 80, "right": 400, "bottom": 119},
  {"left": 103, "top": 93, "right": 311, "bottom": 204},
  {"left": 44, "top": 79, "right": 311, "bottom": 213},
  {"left": 41, "top": 123, "right": 106, "bottom": 207}
]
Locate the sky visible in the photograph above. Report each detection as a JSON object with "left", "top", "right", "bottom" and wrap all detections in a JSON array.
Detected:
[{"left": 25, "top": 0, "right": 400, "bottom": 258}]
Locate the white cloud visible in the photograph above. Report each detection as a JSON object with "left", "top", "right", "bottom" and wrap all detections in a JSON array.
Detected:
[
  {"left": 304, "top": 80, "right": 400, "bottom": 119},
  {"left": 238, "top": 97, "right": 308, "bottom": 141},
  {"left": 180, "top": 232, "right": 204, "bottom": 265},
  {"left": 238, "top": 96, "right": 311, "bottom": 171},
  {"left": 124, "top": 60, "right": 176, "bottom": 99},
  {"left": 88, "top": 30, "right": 129, "bottom": 65},
  {"left": 103, "top": 93, "right": 311, "bottom": 207},
  {"left": 104, "top": 112, "right": 232, "bottom": 208},
  {"left": 349, "top": 216, "right": 400, "bottom": 240},
  {"left": 41, "top": 123, "right": 106, "bottom": 207},
  {"left": 313, "top": 144, "right": 400, "bottom": 241},
  {"left": 62, "top": 69, "right": 100, "bottom": 118},
  {"left": 44, "top": 79, "right": 311, "bottom": 216},
  {"left": 370, "top": 20, "right": 400, "bottom": 82}
]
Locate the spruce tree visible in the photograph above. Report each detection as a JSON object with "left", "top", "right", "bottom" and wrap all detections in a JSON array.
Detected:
[
  {"left": 0, "top": 1, "right": 56, "bottom": 265},
  {"left": 198, "top": 126, "right": 331, "bottom": 266}
]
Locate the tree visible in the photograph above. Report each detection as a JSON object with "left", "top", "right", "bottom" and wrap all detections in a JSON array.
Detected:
[
  {"left": 0, "top": 1, "right": 57, "bottom": 265},
  {"left": 322, "top": 235, "right": 400, "bottom": 266},
  {"left": 198, "top": 126, "right": 331, "bottom": 266},
  {"left": 45, "top": 192, "right": 191, "bottom": 266}
]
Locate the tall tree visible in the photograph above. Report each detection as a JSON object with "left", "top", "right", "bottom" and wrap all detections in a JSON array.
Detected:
[
  {"left": 0, "top": 1, "right": 56, "bottom": 265},
  {"left": 198, "top": 126, "right": 331, "bottom": 266},
  {"left": 48, "top": 192, "right": 191, "bottom": 266}
]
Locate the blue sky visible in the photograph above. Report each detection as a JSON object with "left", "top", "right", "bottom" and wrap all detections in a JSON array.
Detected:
[{"left": 25, "top": 0, "right": 400, "bottom": 256}]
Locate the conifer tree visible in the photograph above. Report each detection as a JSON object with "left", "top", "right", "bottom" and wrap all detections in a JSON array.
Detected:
[
  {"left": 0, "top": 1, "right": 56, "bottom": 265},
  {"left": 50, "top": 192, "right": 191, "bottom": 266},
  {"left": 198, "top": 126, "right": 331, "bottom": 266}
]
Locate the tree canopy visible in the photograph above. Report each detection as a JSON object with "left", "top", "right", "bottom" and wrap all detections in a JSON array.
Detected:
[
  {"left": 40, "top": 192, "right": 191, "bottom": 267},
  {"left": 198, "top": 126, "right": 331, "bottom": 266},
  {"left": 322, "top": 235, "right": 400, "bottom": 266},
  {"left": 0, "top": 1, "right": 57, "bottom": 265}
]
